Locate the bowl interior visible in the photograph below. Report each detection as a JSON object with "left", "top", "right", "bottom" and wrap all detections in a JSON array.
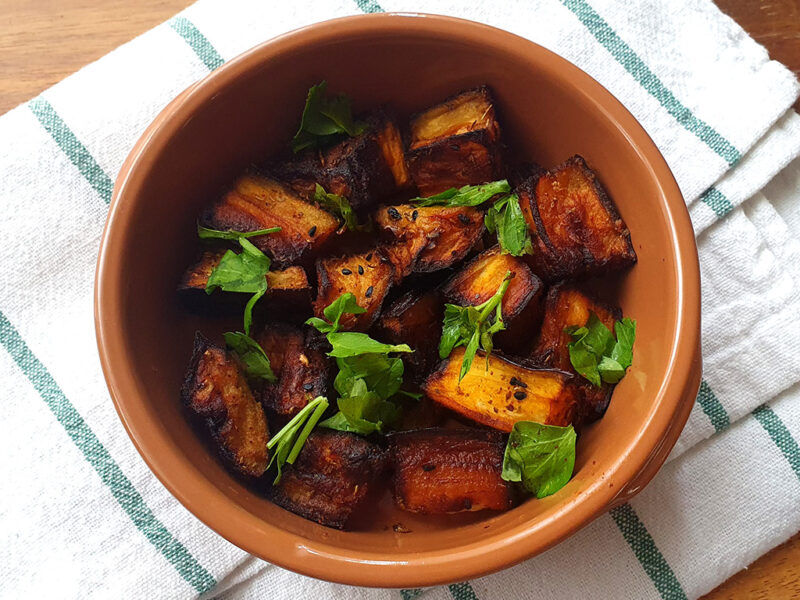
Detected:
[{"left": 99, "top": 15, "right": 696, "bottom": 586}]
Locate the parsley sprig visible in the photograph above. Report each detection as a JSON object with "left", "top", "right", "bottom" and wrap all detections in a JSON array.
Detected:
[
  {"left": 266, "top": 396, "right": 329, "bottom": 483},
  {"left": 410, "top": 180, "right": 510, "bottom": 207},
  {"left": 439, "top": 271, "right": 513, "bottom": 381},
  {"left": 313, "top": 184, "right": 360, "bottom": 232},
  {"left": 501, "top": 421, "right": 577, "bottom": 498},
  {"left": 197, "top": 223, "right": 281, "bottom": 240},
  {"left": 291, "top": 81, "right": 366, "bottom": 153},
  {"left": 566, "top": 313, "right": 636, "bottom": 386},
  {"left": 485, "top": 193, "right": 533, "bottom": 257},
  {"left": 306, "top": 293, "right": 412, "bottom": 435}
]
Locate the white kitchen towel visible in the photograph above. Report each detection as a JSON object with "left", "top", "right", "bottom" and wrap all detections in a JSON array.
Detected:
[{"left": 0, "top": 1, "right": 799, "bottom": 599}]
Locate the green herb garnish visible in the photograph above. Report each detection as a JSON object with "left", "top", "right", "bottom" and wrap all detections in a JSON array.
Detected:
[
  {"left": 223, "top": 331, "right": 276, "bottom": 382},
  {"left": 566, "top": 313, "right": 636, "bottom": 386},
  {"left": 485, "top": 193, "right": 533, "bottom": 257},
  {"left": 307, "top": 294, "right": 413, "bottom": 436},
  {"left": 410, "top": 179, "right": 511, "bottom": 207},
  {"left": 313, "top": 184, "right": 359, "bottom": 231},
  {"left": 266, "top": 396, "right": 329, "bottom": 483},
  {"left": 291, "top": 81, "right": 366, "bottom": 153},
  {"left": 205, "top": 238, "right": 270, "bottom": 335},
  {"left": 305, "top": 292, "right": 366, "bottom": 334},
  {"left": 438, "top": 271, "right": 512, "bottom": 381},
  {"left": 197, "top": 224, "right": 281, "bottom": 240},
  {"left": 501, "top": 421, "right": 577, "bottom": 498}
]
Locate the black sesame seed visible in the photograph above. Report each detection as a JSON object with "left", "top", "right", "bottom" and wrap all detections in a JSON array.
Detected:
[
  {"left": 449, "top": 143, "right": 461, "bottom": 151},
  {"left": 458, "top": 214, "right": 470, "bottom": 225},
  {"left": 422, "top": 464, "right": 435, "bottom": 472},
  {"left": 463, "top": 498, "right": 472, "bottom": 509},
  {"left": 302, "top": 383, "right": 314, "bottom": 391},
  {"left": 365, "top": 253, "right": 373, "bottom": 261},
  {"left": 341, "top": 268, "right": 352, "bottom": 275},
  {"left": 514, "top": 391, "right": 527, "bottom": 401},
  {"left": 358, "top": 265, "right": 364, "bottom": 275},
  {"left": 365, "top": 285, "right": 374, "bottom": 298},
  {"left": 387, "top": 207, "right": 401, "bottom": 221},
  {"left": 509, "top": 376, "right": 528, "bottom": 388},
  {"left": 411, "top": 209, "right": 418, "bottom": 221},
  {"left": 308, "top": 225, "right": 317, "bottom": 237}
]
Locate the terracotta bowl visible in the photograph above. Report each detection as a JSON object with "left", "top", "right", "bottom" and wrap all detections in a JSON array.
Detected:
[{"left": 95, "top": 13, "right": 702, "bottom": 588}]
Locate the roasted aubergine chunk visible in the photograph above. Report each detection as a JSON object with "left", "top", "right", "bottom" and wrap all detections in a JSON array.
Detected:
[
  {"left": 373, "top": 289, "right": 444, "bottom": 382},
  {"left": 375, "top": 204, "right": 484, "bottom": 273},
  {"left": 202, "top": 174, "right": 339, "bottom": 265},
  {"left": 269, "top": 430, "right": 387, "bottom": 529},
  {"left": 181, "top": 333, "right": 269, "bottom": 477},
  {"left": 423, "top": 348, "right": 577, "bottom": 431},
  {"left": 180, "top": 249, "right": 311, "bottom": 310},
  {"left": 442, "top": 246, "right": 544, "bottom": 354},
  {"left": 389, "top": 428, "right": 514, "bottom": 514},
  {"left": 530, "top": 284, "right": 621, "bottom": 424},
  {"left": 517, "top": 155, "right": 636, "bottom": 281},
  {"left": 407, "top": 86, "right": 503, "bottom": 196},
  {"left": 255, "top": 324, "right": 330, "bottom": 419},
  {"left": 276, "top": 109, "right": 409, "bottom": 212},
  {"left": 313, "top": 248, "right": 394, "bottom": 331}
]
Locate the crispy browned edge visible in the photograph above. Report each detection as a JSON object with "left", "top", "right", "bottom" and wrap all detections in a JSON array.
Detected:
[
  {"left": 180, "top": 332, "right": 269, "bottom": 478},
  {"left": 518, "top": 155, "right": 637, "bottom": 281},
  {"left": 441, "top": 245, "right": 541, "bottom": 323},
  {"left": 388, "top": 427, "right": 514, "bottom": 514},
  {"left": 530, "top": 283, "right": 622, "bottom": 425},
  {"left": 422, "top": 349, "right": 577, "bottom": 431},
  {"left": 268, "top": 430, "right": 388, "bottom": 529}
]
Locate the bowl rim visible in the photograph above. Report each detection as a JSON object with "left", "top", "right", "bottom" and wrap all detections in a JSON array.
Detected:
[{"left": 95, "top": 12, "right": 702, "bottom": 588}]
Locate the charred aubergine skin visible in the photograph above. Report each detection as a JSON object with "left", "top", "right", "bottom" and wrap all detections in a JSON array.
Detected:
[
  {"left": 181, "top": 333, "right": 270, "bottom": 478},
  {"left": 389, "top": 428, "right": 514, "bottom": 514},
  {"left": 516, "top": 156, "right": 636, "bottom": 281},
  {"left": 269, "top": 430, "right": 387, "bottom": 529}
]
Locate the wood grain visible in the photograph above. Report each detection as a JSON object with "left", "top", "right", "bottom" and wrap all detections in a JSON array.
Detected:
[{"left": 0, "top": 0, "right": 798, "bottom": 597}]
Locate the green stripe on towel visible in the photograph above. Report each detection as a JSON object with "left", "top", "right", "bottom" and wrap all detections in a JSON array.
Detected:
[
  {"left": 699, "top": 188, "right": 733, "bottom": 218},
  {"left": 610, "top": 504, "right": 688, "bottom": 600},
  {"left": 696, "top": 380, "right": 730, "bottom": 433},
  {"left": 28, "top": 97, "right": 114, "bottom": 204},
  {"left": 448, "top": 582, "right": 480, "bottom": 600},
  {"left": 0, "top": 310, "right": 217, "bottom": 594},
  {"left": 753, "top": 404, "right": 800, "bottom": 480},
  {"left": 169, "top": 16, "right": 225, "bottom": 71},
  {"left": 559, "top": 0, "right": 741, "bottom": 166},
  {"left": 354, "top": 0, "right": 385, "bottom": 12},
  {"left": 400, "top": 589, "right": 423, "bottom": 600}
]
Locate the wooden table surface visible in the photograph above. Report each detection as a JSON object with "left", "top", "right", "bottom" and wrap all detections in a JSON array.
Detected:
[{"left": 2, "top": 0, "right": 798, "bottom": 597}]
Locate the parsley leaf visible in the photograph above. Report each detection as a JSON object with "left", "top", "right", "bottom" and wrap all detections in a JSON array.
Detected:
[
  {"left": 290, "top": 81, "right": 366, "bottom": 153},
  {"left": 313, "top": 184, "right": 360, "bottom": 232},
  {"left": 197, "top": 223, "right": 281, "bottom": 240},
  {"left": 319, "top": 379, "right": 401, "bottom": 435},
  {"left": 566, "top": 313, "right": 636, "bottom": 386},
  {"left": 305, "top": 292, "right": 367, "bottom": 334},
  {"left": 266, "top": 396, "right": 329, "bottom": 483},
  {"left": 410, "top": 180, "right": 511, "bottom": 207},
  {"left": 310, "top": 293, "right": 412, "bottom": 436},
  {"left": 485, "top": 193, "right": 533, "bottom": 257},
  {"left": 501, "top": 421, "right": 576, "bottom": 498},
  {"left": 223, "top": 332, "right": 276, "bottom": 382},
  {"left": 325, "top": 333, "right": 412, "bottom": 358},
  {"left": 438, "top": 271, "right": 512, "bottom": 381},
  {"left": 205, "top": 238, "right": 271, "bottom": 335}
]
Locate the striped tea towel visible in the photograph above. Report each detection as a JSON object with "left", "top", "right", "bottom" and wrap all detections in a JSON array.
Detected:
[{"left": 0, "top": 1, "right": 799, "bottom": 599}]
